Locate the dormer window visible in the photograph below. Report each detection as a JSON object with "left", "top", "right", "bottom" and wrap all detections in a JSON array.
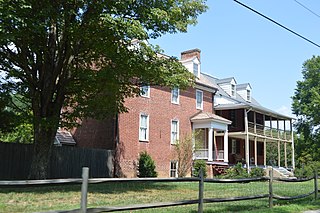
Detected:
[
  {"left": 193, "top": 63, "right": 199, "bottom": 76},
  {"left": 231, "top": 84, "right": 236, "bottom": 97},
  {"left": 247, "top": 89, "right": 251, "bottom": 102}
]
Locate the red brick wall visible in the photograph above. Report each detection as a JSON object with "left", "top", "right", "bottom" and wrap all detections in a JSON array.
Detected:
[
  {"left": 117, "top": 86, "right": 213, "bottom": 177},
  {"left": 72, "top": 117, "right": 116, "bottom": 150}
]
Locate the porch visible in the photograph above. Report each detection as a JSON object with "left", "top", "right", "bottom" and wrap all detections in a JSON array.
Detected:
[{"left": 191, "top": 111, "right": 232, "bottom": 164}]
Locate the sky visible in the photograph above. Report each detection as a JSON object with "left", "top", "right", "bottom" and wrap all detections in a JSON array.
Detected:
[{"left": 150, "top": 0, "right": 320, "bottom": 117}]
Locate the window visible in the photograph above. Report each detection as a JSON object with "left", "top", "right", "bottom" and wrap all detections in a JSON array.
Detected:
[
  {"left": 139, "top": 114, "right": 149, "bottom": 141},
  {"left": 230, "top": 110, "right": 236, "bottom": 128},
  {"left": 193, "top": 63, "right": 198, "bottom": 76},
  {"left": 232, "top": 139, "right": 237, "bottom": 154},
  {"left": 171, "top": 87, "right": 179, "bottom": 104},
  {"left": 140, "top": 85, "right": 150, "bottom": 98},
  {"left": 171, "top": 120, "right": 179, "bottom": 144},
  {"left": 196, "top": 90, "right": 203, "bottom": 110},
  {"left": 231, "top": 84, "right": 236, "bottom": 97},
  {"left": 170, "top": 161, "right": 178, "bottom": 177},
  {"left": 247, "top": 89, "right": 251, "bottom": 101}
]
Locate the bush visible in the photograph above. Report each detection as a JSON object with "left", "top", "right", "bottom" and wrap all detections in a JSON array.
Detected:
[
  {"left": 250, "top": 167, "right": 265, "bottom": 177},
  {"left": 222, "top": 163, "right": 248, "bottom": 179},
  {"left": 193, "top": 160, "right": 207, "bottom": 178},
  {"left": 295, "top": 161, "right": 320, "bottom": 178},
  {"left": 137, "top": 151, "right": 157, "bottom": 177}
]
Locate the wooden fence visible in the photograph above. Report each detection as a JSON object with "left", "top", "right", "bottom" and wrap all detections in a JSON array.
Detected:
[
  {"left": 0, "top": 168, "right": 318, "bottom": 213},
  {"left": 0, "top": 143, "right": 113, "bottom": 179}
]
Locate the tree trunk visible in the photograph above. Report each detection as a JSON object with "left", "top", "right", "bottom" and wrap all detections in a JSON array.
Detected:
[{"left": 28, "top": 124, "right": 57, "bottom": 179}]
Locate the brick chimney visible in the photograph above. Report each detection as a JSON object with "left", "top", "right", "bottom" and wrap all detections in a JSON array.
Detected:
[{"left": 181, "top": 49, "right": 201, "bottom": 61}]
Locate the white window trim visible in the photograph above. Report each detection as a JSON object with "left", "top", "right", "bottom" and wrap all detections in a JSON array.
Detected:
[
  {"left": 170, "top": 161, "right": 178, "bottom": 177},
  {"left": 247, "top": 89, "right": 251, "bottom": 102},
  {"left": 140, "top": 85, "right": 150, "bottom": 98},
  {"left": 171, "top": 119, "right": 179, "bottom": 144},
  {"left": 231, "top": 84, "right": 236, "bottom": 97},
  {"left": 193, "top": 63, "right": 199, "bottom": 77},
  {"left": 232, "top": 139, "right": 237, "bottom": 154},
  {"left": 139, "top": 113, "right": 149, "bottom": 142},
  {"left": 171, "top": 87, "right": 179, "bottom": 104},
  {"left": 196, "top": 89, "right": 203, "bottom": 110}
]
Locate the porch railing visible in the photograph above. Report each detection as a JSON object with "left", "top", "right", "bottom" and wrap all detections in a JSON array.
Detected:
[
  {"left": 248, "top": 122, "right": 292, "bottom": 141},
  {"left": 194, "top": 149, "right": 208, "bottom": 159},
  {"left": 194, "top": 149, "right": 224, "bottom": 161}
]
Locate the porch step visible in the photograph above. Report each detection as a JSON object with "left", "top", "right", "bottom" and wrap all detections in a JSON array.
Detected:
[
  {"left": 273, "top": 167, "right": 294, "bottom": 178},
  {"left": 212, "top": 164, "right": 228, "bottom": 176}
]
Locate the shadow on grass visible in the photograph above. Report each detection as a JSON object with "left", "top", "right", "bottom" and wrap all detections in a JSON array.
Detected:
[{"left": 0, "top": 181, "right": 179, "bottom": 195}]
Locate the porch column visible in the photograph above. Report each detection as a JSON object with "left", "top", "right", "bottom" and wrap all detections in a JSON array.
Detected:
[
  {"left": 208, "top": 128, "right": 213, "bottom": 161},
  {"left": 278, "top": 141, "right": 281, "bottom": 167},
  {"left": 263, "top": 139, "right": 267, "bottom": 167},
  {"left": 291, "top": 120, "right": 295, "bottom": 169},
  {"left": 244, "top": 109, "right": 250, "bottom": 172},
  {"left": 284, "top": 142, "right": 287, "bottom": 168},
  {"left": 214, "top": 130, "right": 218, "bottom": 160},
  {"left": 254, "top": 112, "right": 257, "bottom": 134},
  {"left": 254, "top": 137, "right": 257, "bottom": 166},
  {"left": 223, "top": 129, "right": 229, "bottom": 163}
]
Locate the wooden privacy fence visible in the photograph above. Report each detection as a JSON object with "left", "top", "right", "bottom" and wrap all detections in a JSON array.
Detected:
[
  {"left": 0, "top": 168, "right": 319, "bottom": 213},
  {"left": 0, "top": 143, "right": 113, "bottom": 179}
]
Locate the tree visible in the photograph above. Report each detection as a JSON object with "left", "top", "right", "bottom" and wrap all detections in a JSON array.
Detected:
[
  {"left": 173, "top": 134, "right": 194, "bottom": 177},
  {"left": 292, "top": 56, "right": 320, "bottom": 163},
  {"left": 0, "top": 92, "right": 17, "bottom": 135},
  {"left": 0, "top": 0, "right": 207, "bottom": 179}
]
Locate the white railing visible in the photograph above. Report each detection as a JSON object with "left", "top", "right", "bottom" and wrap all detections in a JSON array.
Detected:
[
  {"left": 194, "top": 149, "right": 208, "bottom": 159},
  {"left": 248, "top": 122, "right": 292, "bottom": 141}
]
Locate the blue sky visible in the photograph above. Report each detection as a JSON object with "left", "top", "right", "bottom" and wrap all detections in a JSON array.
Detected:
[{"left": 150, "top": 0, "right": 320, "bottom": 117}]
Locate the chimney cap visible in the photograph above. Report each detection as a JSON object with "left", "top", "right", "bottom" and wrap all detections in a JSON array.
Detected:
[{"left": 181, "top": 48, "right": 201, "bottom": 55}]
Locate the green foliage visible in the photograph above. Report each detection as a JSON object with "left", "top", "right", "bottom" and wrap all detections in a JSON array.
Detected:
[
  {"left": 292, "top": 56, "right": 320, "bottom": 162},
  {"left": 0, "top": 123, "right": 33, "bottom": 144},
  {"left": 294, "top": 161, "right": 320, "bottom": 178},
  {"left": 249, "top": 167, "right": 265, "bottom": 177},
  {"left": 222, "top": 163, "right": 249, "bottom": 179},
  {"left": 0, "top": 0, "right": 207, "bottom": 178},
  {"left": 192, "top": 160, "right": 207, "bottom": 178},
  {"left": 0, "top": 92, "right": 19, "bottom": 134},
  {"left": 138, "top": 151, "right": 157, "bottom": 177}
]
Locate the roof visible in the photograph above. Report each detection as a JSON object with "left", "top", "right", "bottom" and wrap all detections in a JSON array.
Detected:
[
  {"left": 190, "top": 111, "right": 232, "bottom": 124},
  {"left": 196, "top": 76, "right": 218, "bottom": 90},
  {"left": 55, "top": 130, "right": 76, "bottom": 146},
  {"left": 216, "top": 77, "right": 236, "bottom": 84},
  {"left": 199, "top": 73, "right": 293, "bottom": 120},
  {"left": 236, "top": 83, "right": 251, "bottom": 90}
]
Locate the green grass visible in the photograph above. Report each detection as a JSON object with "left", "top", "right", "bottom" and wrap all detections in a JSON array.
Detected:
[{"left": 0, "top": 180, "right": 319, "bottom": 212}]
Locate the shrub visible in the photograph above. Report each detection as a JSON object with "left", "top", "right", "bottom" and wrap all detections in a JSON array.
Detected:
[
  {"left": 138, "top": 151, "right": 157, "bottom": 177},
  {"left": 222, "top": 163, "right": 248, "bottom": 179},
  {"left": 294, "top": 161, "right": 320, "bottom": 178},
  {"left": 193, "top": 160, "right": 207, "bottom": 178},
  {"left": 250, "top": 167, "right": 265, "bottom": 177}
]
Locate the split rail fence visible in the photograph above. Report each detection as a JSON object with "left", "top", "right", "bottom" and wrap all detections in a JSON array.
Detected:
[{"left": 0, "top": 167, "right": 318, "bottom": 213}]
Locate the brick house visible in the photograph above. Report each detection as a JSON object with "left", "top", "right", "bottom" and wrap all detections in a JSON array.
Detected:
[{"left": 72, "top": 49, "right": 294, "bottom": 178}]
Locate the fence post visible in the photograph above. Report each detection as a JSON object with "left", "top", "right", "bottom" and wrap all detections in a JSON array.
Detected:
[
  {"left": 269, "top": 167, "right": 273, "bottom": 208},
  {"left": 81, "top": 167, "right": 89, "bottom": 213},
  {"left": 198, "top": 168, "right": 204, "bottom": 213},
  {"left": 314, "top": 170, "right": 318, "bottom": 200}
]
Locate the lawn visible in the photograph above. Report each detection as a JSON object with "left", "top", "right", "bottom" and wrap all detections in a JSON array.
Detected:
[{"left": 0, "top": 179, "right": 319, "bottom": 212}]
